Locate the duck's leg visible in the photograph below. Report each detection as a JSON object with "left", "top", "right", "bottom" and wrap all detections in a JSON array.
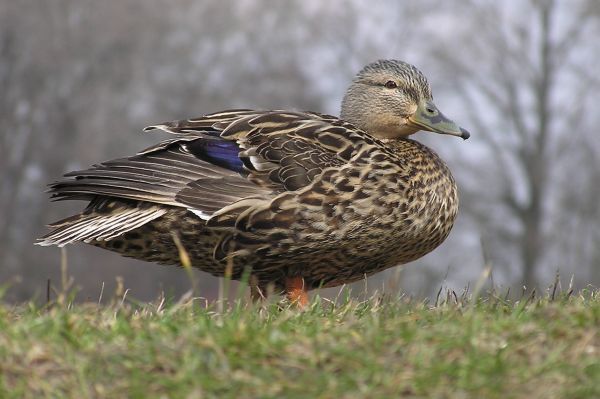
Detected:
[{"left": 285, "top": 276, "right": 309, "bottom": 308}]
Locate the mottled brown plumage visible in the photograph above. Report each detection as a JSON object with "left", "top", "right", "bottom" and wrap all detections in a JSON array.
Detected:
[{"left": 38, "top": 60, "right": 469, "bottom": 302}]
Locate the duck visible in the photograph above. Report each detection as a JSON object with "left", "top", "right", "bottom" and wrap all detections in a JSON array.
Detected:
[{"left": 38, "top": 59, "right": 470, "bottom": 307}]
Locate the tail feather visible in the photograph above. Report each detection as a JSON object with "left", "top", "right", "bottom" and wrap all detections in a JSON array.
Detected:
[{"left": 37, "top": 201, "right": 167, "bottom": 247}]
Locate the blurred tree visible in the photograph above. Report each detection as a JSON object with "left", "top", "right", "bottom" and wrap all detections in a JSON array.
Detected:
[
  {"left": 0, "top": 0, "right": 335, "bottom": 301},
  {"left": 424, "top": 0, "right": 600, "bottom": 288},
  {"left": 1, "top": 0, "right": 599, "bottom": 301}
]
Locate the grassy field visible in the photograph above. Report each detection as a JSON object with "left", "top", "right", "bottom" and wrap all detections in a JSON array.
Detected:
[{"left": 0, "top": 285, "right": 599, "bottom": 399}]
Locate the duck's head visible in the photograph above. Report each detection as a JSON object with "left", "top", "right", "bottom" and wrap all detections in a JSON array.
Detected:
[{"left": 341, "top": 59, "right": 470, "bottom": 140}]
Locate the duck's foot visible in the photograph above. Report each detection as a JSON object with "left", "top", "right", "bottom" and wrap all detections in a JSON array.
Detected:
[{"left": 285, "top": 276, "right": 309, "bottom": 308}]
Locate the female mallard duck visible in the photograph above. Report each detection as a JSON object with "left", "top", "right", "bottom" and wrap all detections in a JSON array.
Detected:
[{"left": 38, "top": 60, "right": 469, "bottom": 306}]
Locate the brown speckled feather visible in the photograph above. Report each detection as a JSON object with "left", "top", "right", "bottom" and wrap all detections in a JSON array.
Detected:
[{"left": 38, "top": 59, "right": 467, "bottom": 294}]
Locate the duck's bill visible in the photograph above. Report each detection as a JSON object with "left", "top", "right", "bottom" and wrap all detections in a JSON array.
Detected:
[{"left": 407, "top": 101, "right": 470, "bottom": 140}]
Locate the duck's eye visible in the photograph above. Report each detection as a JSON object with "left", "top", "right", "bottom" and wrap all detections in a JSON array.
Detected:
[{"left": 384, "top": 80, "right": 398, "bottom": 89}]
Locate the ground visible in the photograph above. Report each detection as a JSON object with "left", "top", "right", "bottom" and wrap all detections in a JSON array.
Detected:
[{"left": 0, "top": 285, "right": 598, "bottom": 398}]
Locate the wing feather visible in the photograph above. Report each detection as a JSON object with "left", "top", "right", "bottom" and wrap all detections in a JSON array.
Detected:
[{"left": 47, "top": 109, "right": 379, "bottom": 243}]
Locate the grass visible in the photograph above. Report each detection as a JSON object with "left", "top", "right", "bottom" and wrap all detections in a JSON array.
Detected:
[{"left": 0, "top": 284, "right": 599, "bottom": 399}]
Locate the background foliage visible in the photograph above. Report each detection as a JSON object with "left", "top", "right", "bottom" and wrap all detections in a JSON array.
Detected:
[{"left": 1, "top": 0, "right": 599, "bottom": 302}]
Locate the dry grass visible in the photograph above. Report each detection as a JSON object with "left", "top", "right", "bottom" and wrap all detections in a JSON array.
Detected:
[{"left": 0, "top": 280, "right": 599, "bottom": 398}]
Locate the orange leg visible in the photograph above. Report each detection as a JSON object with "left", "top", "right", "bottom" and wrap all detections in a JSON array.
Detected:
[{"left": 285, "top": 276, "right": 309, "bottom": 308}]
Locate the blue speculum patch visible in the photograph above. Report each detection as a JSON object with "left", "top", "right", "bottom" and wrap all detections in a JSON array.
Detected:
[{"left": 188, "top": 139, "right": 245, "bottom": 173}]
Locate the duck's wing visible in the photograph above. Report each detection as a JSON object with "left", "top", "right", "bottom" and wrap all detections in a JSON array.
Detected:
[
  {"left": 48, "top": 110, "right": 374, "bottom": 222},
  {"left": 144, "top": 110, "right": 370, "bottom": 191}
]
